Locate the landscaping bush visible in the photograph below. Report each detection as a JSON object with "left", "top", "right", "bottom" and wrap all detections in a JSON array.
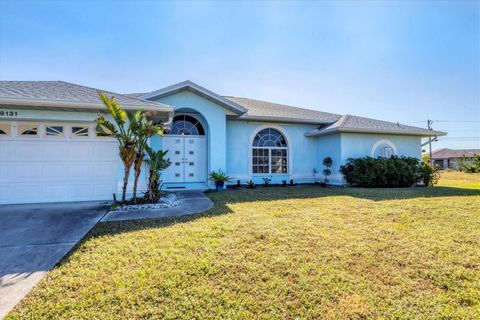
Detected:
[
  {"left": 421, "top": 161, "right": 440, "bottom": 187},
  {"left": 340, "top": 156, "right": 425, "bottom": 187},
  {"left": 457, "top": 154, "right": 480, "bottom": 173}
]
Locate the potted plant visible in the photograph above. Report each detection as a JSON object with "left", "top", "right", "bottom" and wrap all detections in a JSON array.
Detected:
[{"left": 209, "top": 170, "right": 232, "bottom": 191}]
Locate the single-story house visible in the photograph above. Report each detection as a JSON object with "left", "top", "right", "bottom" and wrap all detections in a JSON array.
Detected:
[
  {"left": 0, "top": 80, "right": 445, "bottom": 204},
  {"left": 432, "top": 148, "right": 480, "bottom": 169}
]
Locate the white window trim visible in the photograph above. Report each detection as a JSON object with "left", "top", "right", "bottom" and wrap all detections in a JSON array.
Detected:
[
  {"left": 44, "top": 124, "right": 66, "bottom": 138},
  {"left": 1, "top": 121, "right": 116, "bottom": 141},
  {"left": 17, "top": 122, "right": 41, "bottom": 138},
  {"left": 70, "top": 125, "right": 92, "bottom": 139},
  {"left": 383, "top": 146, "right": 393, "bottom": 158},
  {"left": 252, "top": 147, "right": 288, "bottom": 174},
  {"left": 0, "top": 121, "right": 12, "bottom": 138},
  {"left": 249, "top": 125, "right": 292, "bottom": 176},
  {"left": 370, "top": 139, "right": 398, "bottom": 157},
  {"left": 167, "top": 112, "right": 207, "bottom": 137}
]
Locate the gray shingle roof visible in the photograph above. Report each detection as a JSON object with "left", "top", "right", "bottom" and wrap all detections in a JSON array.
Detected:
[
  {"left": 0, "top": 81, "right": 171, "bottom": 110},
  {"left": 223, "top": 97, "right": 444, "bottom": 136},
  {"left": 432, "top": 148, "right": 480, "bottom": 159},
  {"left": 0, "top": 80, "right": 443, "bottom": 137},
  {"left": 224, "top": 96, "right": 341, "bottom": 123},
  {"left": 128, "top": 88, "right": 445, "bottom": 136},
  {"left": 305, "top": 114, "right": 445, "bottom": 137},
  {"left": 124, "top": 93, "right": 145, "bottom": 98}
]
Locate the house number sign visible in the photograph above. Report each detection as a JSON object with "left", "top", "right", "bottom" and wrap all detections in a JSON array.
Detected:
[{"left": 0, "top": 110, "right": 18, "bottom": 117}]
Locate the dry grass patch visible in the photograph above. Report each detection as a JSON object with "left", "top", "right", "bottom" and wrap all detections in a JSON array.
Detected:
[
  {"left": 438, "top": 170, "right": 480, "bottom": 189},
  {"left": 7, "top": 175, "right": 480, "bottom": 319}
]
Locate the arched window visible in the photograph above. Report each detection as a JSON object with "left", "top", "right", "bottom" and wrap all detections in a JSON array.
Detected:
[
  {"left": 169, "top": 115, "right": 205, "bottom": 135},
  {"left": 371, "top": 139, "right": 397, "bottom": 158},
  {"left": 252, "top": 128, "right": 288, "bottom": 174}
]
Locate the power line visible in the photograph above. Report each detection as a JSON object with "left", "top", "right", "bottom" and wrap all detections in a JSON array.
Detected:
[
  {"left": 405, "top": 120, "right": 480, "bottom": 124},
  {"left": 433, "top": 120, "right": 480, "bottom": 123},
  {"left": 437, "top": 136, "right": 480, "bottom": 139}
]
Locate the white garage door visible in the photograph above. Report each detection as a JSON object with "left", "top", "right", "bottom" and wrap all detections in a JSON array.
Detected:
[{"left": 0, "top": 121, "right": 118, "bottom": 204}]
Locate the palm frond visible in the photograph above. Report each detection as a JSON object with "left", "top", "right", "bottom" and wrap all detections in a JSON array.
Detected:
[
  {"left": 96, "top": 115, "right": 116, "bottom": 136},
  {"left": 98, "top": 91, "right": 126, "bottom": 125}
]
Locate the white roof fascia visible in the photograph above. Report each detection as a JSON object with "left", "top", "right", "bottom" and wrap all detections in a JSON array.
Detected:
[
  {"left": 0, "top": 97, "right": 173, "bottom": 112},
  {"left": 139, "top": 80, "right": 247, "bottom": 114},
  {"left": 305, "top": 127, "right": 447, "bottom": 137}
]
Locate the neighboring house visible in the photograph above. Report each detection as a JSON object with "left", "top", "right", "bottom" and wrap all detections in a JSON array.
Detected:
[
  {"left": 431, "top": 148, "right": 480, "bottom": 170},
  {"left": 0, "top": 80, "right": 445, "bottom": 204}
]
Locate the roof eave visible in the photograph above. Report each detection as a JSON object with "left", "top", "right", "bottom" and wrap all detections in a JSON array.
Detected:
[
  {"left": 139, "top": 80, "right": 247, "bottom": 115},
  {"left": 305, "top": 127, "right": 447, "bottom": 137},
  {"left": 0, "top": 98, "right": 173, "bottom": 112}
]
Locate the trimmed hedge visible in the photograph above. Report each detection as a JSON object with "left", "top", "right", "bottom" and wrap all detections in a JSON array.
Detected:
[{"left": 340, "top": 156, "right": 429, "bottom": 188}]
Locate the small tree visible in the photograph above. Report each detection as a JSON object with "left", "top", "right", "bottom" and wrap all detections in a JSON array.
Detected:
[
  {"left": 313, "top": 168, "right": 318, "bottom": 184},
  {"left": 96, "top": 92, "right": 141, "bottom": 202},
  {"left": 421, "top": 161, "right": 440, "bottom": 186},
  {"left": 144, "top": 146, "right": 171, "bottom": 202},
  {"left": 457, "top": 154, "right": 480, "bottom": 173},
  {"left": 132, "top": 117, "right": 164, "bottom": 202},
  {"left": 323, "top": 157, "right": 333, "bottom": 184}
]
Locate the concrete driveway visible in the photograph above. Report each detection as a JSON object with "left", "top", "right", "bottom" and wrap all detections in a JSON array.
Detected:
[{"left": 0, "top": 201, "right": 108, "bottom": 319}]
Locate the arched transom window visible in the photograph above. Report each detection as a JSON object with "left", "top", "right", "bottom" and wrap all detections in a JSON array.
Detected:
[
  {"left": 169, "top": 115, "right": 205, "bottom": 135},
  {"left": 371, "top": 139, "right": 397, "bottom": 158},
  {"left": 252, "top": 128, "right": 288, "bottom": 174}
]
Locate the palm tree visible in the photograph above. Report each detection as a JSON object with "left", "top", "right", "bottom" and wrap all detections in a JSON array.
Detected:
[
  {"left": 131, "top": 117, "right": 164, "bottom": 202},
  {"left": 144, "top": 146, "right": 171, "bottom": 202},
  {"left": 96, "top": 92, "right": 142, "bottom": 202}
]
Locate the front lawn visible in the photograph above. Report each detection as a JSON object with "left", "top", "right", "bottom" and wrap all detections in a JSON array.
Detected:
[
  {"left": 438, "top": 170, "right": 480, "bottom": 189},
  {"left": 8, "top": 174, "right": 480, "bottom": 319}
]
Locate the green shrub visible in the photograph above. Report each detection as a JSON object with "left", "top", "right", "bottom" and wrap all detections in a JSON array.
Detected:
[
  {"left": 209, "top": 170, "right": 232, "bottom": 183},
  {"left": 340, "top": 156, "right": 424, "bottom": 187},
  {"left": 421, "top": 161, "right": 440, "bottom": 187},
  {"left": 457, "top": 154, "right": 480, "bottom": 173}
]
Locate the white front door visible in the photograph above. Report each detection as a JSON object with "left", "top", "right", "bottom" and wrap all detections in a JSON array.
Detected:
[{"left": 162, "top": 136, "right": 206, "bottom": 183}]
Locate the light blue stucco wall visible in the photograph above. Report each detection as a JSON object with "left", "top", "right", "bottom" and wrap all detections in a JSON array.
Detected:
[
  {"left": 0, "top": 108, "right": 101, "bottom": 122},
  {"left": 4, "top": 105, "right": 424, "bottom": 192},
  {"left": 316, "top": 133, "right": 343, "bottom": 184},
  {"left": 150, "top": 91, "right": 228, "bottom": 175},
  {"left": 225, "top": 120, "right": 319, "bottom": 185},
  {"left": 331, "top": 132, "right": 422, "bottom": 185},
  {"left": 224, "top": 127, "right": 422, "bottom": 186},
  {"left": 340, "top": 133, "right": 422, "bottom": 161}
]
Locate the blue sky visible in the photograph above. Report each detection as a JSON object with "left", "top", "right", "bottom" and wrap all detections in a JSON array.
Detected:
[{"left": 0, "top": 0, "right": 478, "bottom": 150}]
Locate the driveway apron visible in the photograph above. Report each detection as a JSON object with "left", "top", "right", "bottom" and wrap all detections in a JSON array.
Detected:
[{"left": 0, "top": 201, "right": 108, "bottom": 319}]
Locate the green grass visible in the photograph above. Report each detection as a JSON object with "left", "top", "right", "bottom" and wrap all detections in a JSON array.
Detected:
[
  {"left": 438, "top": 170, "right": 480, "bottom": 189},
  {"left": 7, "top": 173, "right": 480, "bottom": 319}
]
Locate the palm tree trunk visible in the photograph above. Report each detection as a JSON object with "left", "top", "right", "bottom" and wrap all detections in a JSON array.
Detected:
[
  {"left": 146, "top": 171, "right": 159, "bottom": 202},
  {"left": 122, "top": 165, "right": 131, "bottom": 202},
  {"left": 132, "top": 153, "right": 144, "bottom": 203}
]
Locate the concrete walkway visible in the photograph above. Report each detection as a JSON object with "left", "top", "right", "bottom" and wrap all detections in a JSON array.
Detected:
[
  {"left": 102, "top": 190, "right": 213, "bottom": 222},
  {"left": 0, "top": 201, "right": 108, "bottom": 319}
]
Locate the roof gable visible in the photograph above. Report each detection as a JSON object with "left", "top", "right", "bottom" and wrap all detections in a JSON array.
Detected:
[{"left": 139, "top": 80, "right": 246, "bottom": 115}]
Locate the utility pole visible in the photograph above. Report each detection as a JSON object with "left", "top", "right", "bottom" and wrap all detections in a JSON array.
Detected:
[{"left": 427, "top": 119, "right": 434, "bottom": 165}]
